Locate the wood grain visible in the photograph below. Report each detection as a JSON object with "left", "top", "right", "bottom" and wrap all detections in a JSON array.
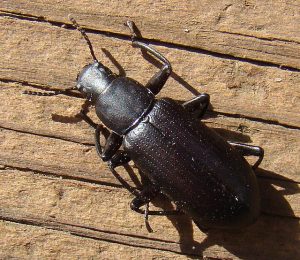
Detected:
[{"left": 1, "top": 0, "right": 300, "bottom": 68}]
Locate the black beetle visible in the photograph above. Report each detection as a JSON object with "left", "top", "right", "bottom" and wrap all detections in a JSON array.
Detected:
[{"left": 65, "top": 17, "right": 265, "bottom": 232}]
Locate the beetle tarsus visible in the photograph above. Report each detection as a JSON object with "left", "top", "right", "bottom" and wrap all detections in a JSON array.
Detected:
[
  {"left": 144, "top": 202, "right": 153, "bottom": 233},
  {"left": 125, "top": 20, "right": 138, "bottom": 41}
]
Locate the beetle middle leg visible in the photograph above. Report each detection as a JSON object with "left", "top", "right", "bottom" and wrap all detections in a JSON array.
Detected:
[
  {"left": 182, "top": 93, "right": 210, "bottom": 118},
  {"left": 228, "top": 141, "right": 264, "bottom": 170}
]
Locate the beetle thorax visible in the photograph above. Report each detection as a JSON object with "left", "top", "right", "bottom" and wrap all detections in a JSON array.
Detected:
[{"left": 95, "top": 77, "right": 154, "bottom": 135}]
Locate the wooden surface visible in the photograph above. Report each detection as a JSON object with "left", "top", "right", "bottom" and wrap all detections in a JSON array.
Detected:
[{"left": 0, "top": 1, "right": 299, "bottom": 259}]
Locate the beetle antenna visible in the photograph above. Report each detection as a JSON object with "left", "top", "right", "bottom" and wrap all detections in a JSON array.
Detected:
[
  {"left": 68, "top": 15, "right": 98, "bottom": 63},
  {"left": 23, "top": 90, "right": 62, "bottom": 96}
]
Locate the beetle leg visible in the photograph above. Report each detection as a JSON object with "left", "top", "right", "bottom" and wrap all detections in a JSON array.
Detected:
[
  {"left": 130, "top": 187, "right": 182, "bottom": 216},
  {"left": 182, "top": 93, "right": 210, "bottom": 118},
  {"left": 108, "top": 151, "right": 142, "bottom": 197},
  {"left": 125, "top": 21, "right": 172, "bottom": 95},
  {"left": 228, "top": 142, "right": 264, "bottom": 170},
  {"left": 144, "top": 60, "right": 172, "bottom": 95},
  {"left": 94, "top": 125, "right": 138, "bottom": 194},
  {"left": 132, "top": 41, "right": 172, "bottom": 95},
  {"left": 81, "top": 111, "right": 125, "bottom": 162},
  {"left": 96, "top": 133, "right": 123, "bottom": 162},
  {"left": 84, "top": 121, "right": 138, "bottom": 196}
]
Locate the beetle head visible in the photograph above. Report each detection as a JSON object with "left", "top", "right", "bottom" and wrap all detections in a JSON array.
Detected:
[
  {"left": 76, "top": 61, "right": 116, "bottom": 101},
  {"left": 69, "top": 15, "right": 117, "bottom": 100}
]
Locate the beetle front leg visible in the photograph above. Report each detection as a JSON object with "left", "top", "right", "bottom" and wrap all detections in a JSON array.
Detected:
[
  {"left": 126, "top": 21, "right": 172, "bottom": 95},
  {"left": 228, "top": 142, "right": 264, "bottom": 170},
  {"left": 80, "top": 112, "right": 136, "bottom": 190},
  {"left": 182, "top": 93, "right": 210, "bottom": 118},
  {"left": 80, "top": 110, "right": 124, "bottom": 161},
  {"left": 97, "top": 130, "right": 123, "bottom": 162}
]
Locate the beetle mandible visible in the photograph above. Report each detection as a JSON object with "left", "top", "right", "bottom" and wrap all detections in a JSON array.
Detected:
[{"left": 67, "top": 17, "right": 264, "bottom": 232}]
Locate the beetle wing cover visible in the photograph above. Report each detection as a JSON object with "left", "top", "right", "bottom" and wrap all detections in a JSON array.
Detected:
[{"left": 124, "top": 98, "right": 259, "bottom": 228}]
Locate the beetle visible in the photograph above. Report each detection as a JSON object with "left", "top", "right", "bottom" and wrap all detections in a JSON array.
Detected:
[{"left": 38, "top": 17, "right": 265, "bottom": 232}]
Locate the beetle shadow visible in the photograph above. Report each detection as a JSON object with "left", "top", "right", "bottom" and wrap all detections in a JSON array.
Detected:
[
  {"left": 150, "top": 169, "right": 299, "bottom": 259},
  {"left": 51, "top": 98, "right": 93, "bottom": 124},
  {"left": 128, "top": 22, "right": 201, "bottom": 96},
  {"left": 101, "top": 48, "right": 126, "bottom": 77}
]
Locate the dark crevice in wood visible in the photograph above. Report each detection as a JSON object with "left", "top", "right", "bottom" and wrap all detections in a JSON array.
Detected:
[
  {"left": 1, "top": 11, "right": 299, "bottom": 72},
  {"left": 1, "top": 163, "right": 123, "bottom": 189}
]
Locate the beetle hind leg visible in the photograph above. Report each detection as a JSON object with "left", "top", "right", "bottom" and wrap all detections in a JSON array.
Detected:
[
  {"left": 228, "top": 141, "right": 264, "bottom": 170},
  {"left": 183, "top": 93, "right": 210, "bottom": 118}
]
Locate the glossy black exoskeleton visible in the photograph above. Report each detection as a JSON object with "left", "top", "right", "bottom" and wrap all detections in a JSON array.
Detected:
[{"left": 69, "top": 18, "right": 264, "bottom": 232}]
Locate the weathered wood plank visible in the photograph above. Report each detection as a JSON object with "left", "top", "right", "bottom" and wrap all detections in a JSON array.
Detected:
[
  {"left": 1, "top": 17, "right": 300, "bottom": 127},
  {"left": 1, "top": 3, "right": 299, "bottom": 259},
  {"left": 0, "top": 221, "right": 188, "bottom": 259},
  {"left": 1, "top": 0, "right": 300, "bottom": 68},
  {"left": 1, "top": 82, "right": 299, "bottom": 182},
  {"left": 1, "top": 169, "right": 299, "bottom": 259}
]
